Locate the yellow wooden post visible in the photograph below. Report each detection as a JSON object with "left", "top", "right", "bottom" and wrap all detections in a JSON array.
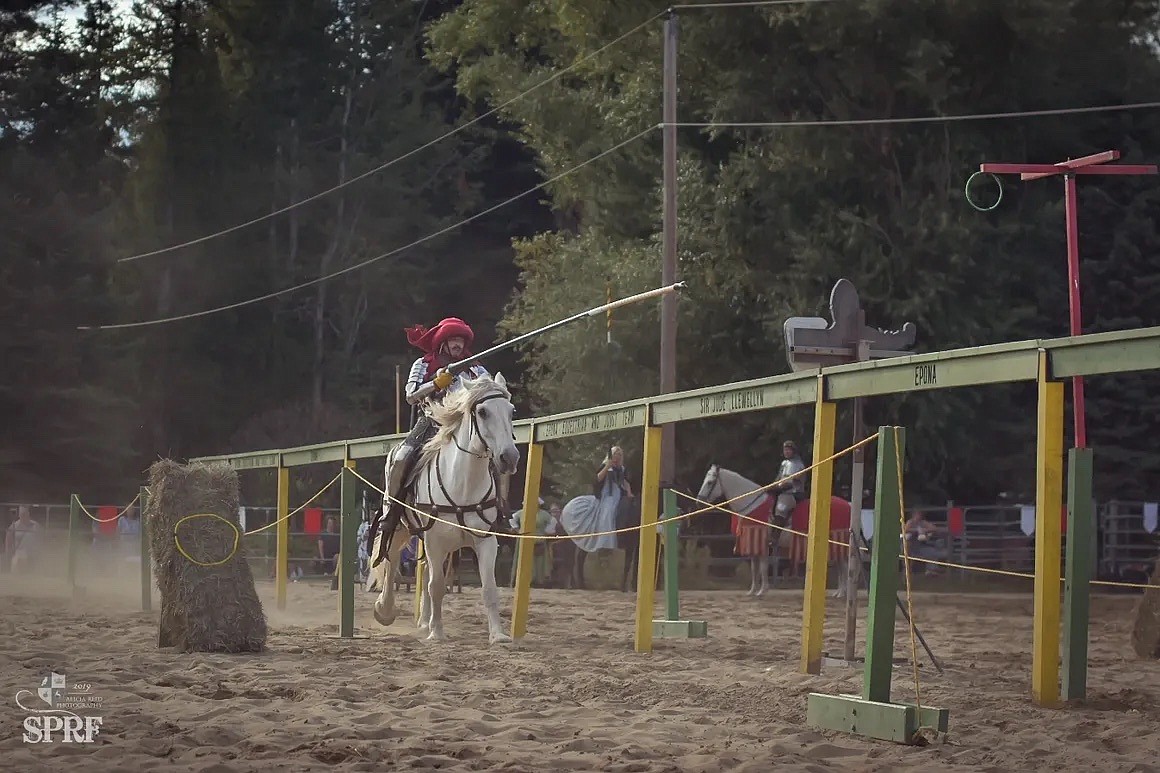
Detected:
[
  {"left": 801, "top": 374, "right": 837, "bottom": 674},
  {"left": 413, "top": 537, "right": 425, "bottom": 624},
  {"left": 276, "top": 462, "right": 290, "bottom": 611},
  {"left": 511, "top": 435, "right": 544, "bottom": 640},
  {"left": 1033, "top": 349, "right": 1064, "bottom": 706},
  {"left": 633, "top": 414, "right": 663, "bottom": 653}
]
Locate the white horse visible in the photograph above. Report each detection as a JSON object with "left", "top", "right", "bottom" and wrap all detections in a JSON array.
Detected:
[
  {"left": 697, "top": 465, "right": 789, "bottom": 597},
  {"left": 368, "top": 373, "right": 520, "bottom": 643}
]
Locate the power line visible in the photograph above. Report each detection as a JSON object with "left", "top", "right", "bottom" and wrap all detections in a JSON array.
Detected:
[
  {"left": 671, "top": 101, "right": 1160, "bottom": 129},
  {"left": 674, "top": 0, "right": 843, "bottom": 8},
  {"left": 80, "top": 126, "right": 659, "bottom": 331},
  {"left": 116, "top": 10, "right": 667, "bottom": 265}
]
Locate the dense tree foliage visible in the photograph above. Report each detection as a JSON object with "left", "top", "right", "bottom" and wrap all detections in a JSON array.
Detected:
[
  {"left": 3, "top": 0, "right": 1158, "bottom": 506},
  {"left": 1, "top": 0, "right": 547, "bottom": 500},
  {"left": 428, "top": 0, "right": 1160, "bottom": 501}
]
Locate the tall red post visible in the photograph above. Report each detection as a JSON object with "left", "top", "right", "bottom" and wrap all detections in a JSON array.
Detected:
[
  {"left": 978, "top": 150, "right": 1156, "bottom": 447},
  {"left": 1063, "top": 175, "right": 1086, "bottom": 447}
]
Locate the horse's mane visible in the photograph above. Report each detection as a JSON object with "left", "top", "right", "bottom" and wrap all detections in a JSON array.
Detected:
[{"left": 417, "top": 375, "right": 511, "bottom": 470}]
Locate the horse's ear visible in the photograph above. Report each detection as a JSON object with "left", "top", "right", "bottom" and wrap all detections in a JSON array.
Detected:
[{"left": 493, "top": 372, "right": 507, "bottom": 388}]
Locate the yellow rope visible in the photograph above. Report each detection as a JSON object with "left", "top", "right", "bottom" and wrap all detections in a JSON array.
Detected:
[
  {"left": 169, "top": 473, "right": 342, "bottom": 566},
  {"left": 241, "top": 473, "right": 343, "bottom": 536},
  {"left": 174, "top": 513, "right": 240, "bottom": 567},
  {"left": 350, "top": 434, "right": 879, "bottom": 541},
  {"left": 894, "top": 427, "right": 923, "bottom": 712},
  {"left": 75, "top": 493, "right": 141, "bottom": 523},
  {"left": 675, "top": 491, "right": 1160, "bottom": 592}
]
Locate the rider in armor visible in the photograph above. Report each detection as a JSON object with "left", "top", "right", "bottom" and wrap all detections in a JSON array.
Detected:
[
  {"left": 384, "top": 317, "right": 513, "bottom": 531},
  {"left": 771, "top": 440, "right": 806, "bottom": 523}
]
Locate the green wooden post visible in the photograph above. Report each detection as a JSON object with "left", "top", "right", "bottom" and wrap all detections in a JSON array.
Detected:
[
  {"left": 339, "top": 466, "right": 358, "bottom": 638},
  {"left": 863, "top": 426, "right": 905, "bottom": 704},
  {"left": 663, "top": 488, "right": 680, "bottom": 620},
  {"left": 1062, "top": 448, "right": 1094, "bottom": 701},
  {"left": 650, "top": 486, "right": 707, "bottom": 639},
  {"left": 807, "top": 425, "right": 948, "bottom": 745},
  {"left": 139, "top": 486, "right": 152, "bottom": 613},
  {"left": 68, "top": 494, "right": 81, "bottom": 596}
]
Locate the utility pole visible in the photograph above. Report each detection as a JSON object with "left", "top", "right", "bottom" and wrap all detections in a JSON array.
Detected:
[{"left": 660, "top": 10, "right": 679, "bottom": 484}]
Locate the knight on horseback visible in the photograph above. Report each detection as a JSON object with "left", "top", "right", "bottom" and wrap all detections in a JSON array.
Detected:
[
  {"left": 383, "top": 317, "right": 515, "bottom": 534},
  {"left": 771, "top": 440, "right": 807, "bottom": 526}
]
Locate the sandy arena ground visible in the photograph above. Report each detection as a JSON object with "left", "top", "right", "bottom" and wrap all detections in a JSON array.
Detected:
[{"left": 2, "top": 568, "right": 1159, "bottom": 772}]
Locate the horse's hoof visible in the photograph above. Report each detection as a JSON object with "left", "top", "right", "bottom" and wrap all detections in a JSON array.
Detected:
[
  {"left": 373, "top": 601, "right": 397, "bottom": 626},
  {"left": 425, "top": 630, "right": 445, "bottom": 642},
  {"left": 489, "top": 632, "right": 513, "bottom": 645},
  {"left": 755, "top": 588, "right": 767, "bottom": 597}
]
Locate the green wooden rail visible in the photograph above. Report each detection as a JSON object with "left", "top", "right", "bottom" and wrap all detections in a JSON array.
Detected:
[{"left": 191, "top": 326, "right": 1160, "bottom": 467}]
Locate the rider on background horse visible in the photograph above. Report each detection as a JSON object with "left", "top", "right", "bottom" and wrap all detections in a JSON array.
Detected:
[
  {"left": 771, "top": 440, "right": 807, "bottom": 526},
  {"left": 384, "top": 316, "right": 515, "bottom": 533}
]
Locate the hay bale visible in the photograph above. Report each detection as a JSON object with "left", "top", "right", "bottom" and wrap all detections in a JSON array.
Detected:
[
  {"left": 1130, "top": 554, "right": 1160, "bottom": 659},
  {"left": 146, "top": 459, "right": 267, "bottom": 653}
]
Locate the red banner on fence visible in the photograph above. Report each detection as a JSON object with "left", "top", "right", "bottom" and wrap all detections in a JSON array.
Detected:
[
  {"left": 303, "top": 507, "right": 323, "bottom": 535},
  {"left": 98, "top": 507, "right": 118, "bottom": 535},
  {"left": 948, "top": 507, "right": 964, "bottom": 536}
]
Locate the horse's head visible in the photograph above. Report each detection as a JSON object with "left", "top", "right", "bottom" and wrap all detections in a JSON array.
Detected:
[
  {"left": 697, "top": 464, "right": 723, "bottom": 503},
  {"left": 465, "top": 372, "right": 520, "bottom": 475}
]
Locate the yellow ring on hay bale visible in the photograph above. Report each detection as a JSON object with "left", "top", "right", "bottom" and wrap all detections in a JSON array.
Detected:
[{"left": 174, "top": 513, "right": 241, "bottom": 567}]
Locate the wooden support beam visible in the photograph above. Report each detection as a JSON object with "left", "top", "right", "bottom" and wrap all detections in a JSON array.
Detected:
[
  {"left": 511, "top": 438, "right": 544, "bottom": 640},
  {"left": 807, "top": 693, "right": 949, "bottom": 745},
  {"left": 633, "top": 420, "right": 663, "bottom": 653},
  {"left": 1062, "top": 448, "right": 1095, "bottom": 701},
  {"left": 339, "top": 463, "right": 358, "bottom": 638},
  {"left": 276, "top": 465, "right": 289, "bottom": 612},
  {"left": 864, "top": 427, "right": 905, "bottom": 703},
  {"left": 1033, "top": 351, "right": 1065, "bottom": 707},
  {"left": 800, "top": 375, "right": 837, "bottom": 674},
  {"left": 652, "top": 620, "right": 709, "bottom": 638}
]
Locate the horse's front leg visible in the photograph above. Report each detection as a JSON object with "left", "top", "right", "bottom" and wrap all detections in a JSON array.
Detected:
[
  {"left": 474, "top": 535, "right": 511, "bottom": 644},
  {"left": 372, "top": 527, "right": 409, "bottom": 626},
  {"left": 746, "top": 556, "right": 758, "bottom": 596},
  {"left": 417, "top": 568, "right": 432, "bottom": 636},
  {"left": 422, "top": 538, "right": 448, "bottom": 641},
  {"left": 755, "top": 553, "right": 769, "bottom": 597}
]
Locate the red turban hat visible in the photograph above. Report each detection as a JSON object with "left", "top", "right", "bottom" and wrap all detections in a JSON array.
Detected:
[{"left": 405, "top": 318, "right": 475, "bottom": 359}]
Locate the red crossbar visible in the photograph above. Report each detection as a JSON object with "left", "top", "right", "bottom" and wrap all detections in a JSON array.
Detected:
[
  {"left": 1022, "top": 150, "right": 1117, "bottom": 179},
  {"left": 981, "top": 162, "right": 1158, "bottom": 178},
  {"left": 974, "top": 147, "right": 1157, "bottom": 451}
]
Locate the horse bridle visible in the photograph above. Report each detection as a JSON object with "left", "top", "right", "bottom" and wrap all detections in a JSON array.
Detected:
[
  {"left": 702, "top": 465, "right": 721, "bottom": 501},
  {"left": 452, "top": 391, "right": 511, "bottom": 460},
  {"left": 704, "top": 464, "right": 769, "bottom": 516},
  {"left": 410, "top": 389, "right": 513, "bottom": 534}
]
